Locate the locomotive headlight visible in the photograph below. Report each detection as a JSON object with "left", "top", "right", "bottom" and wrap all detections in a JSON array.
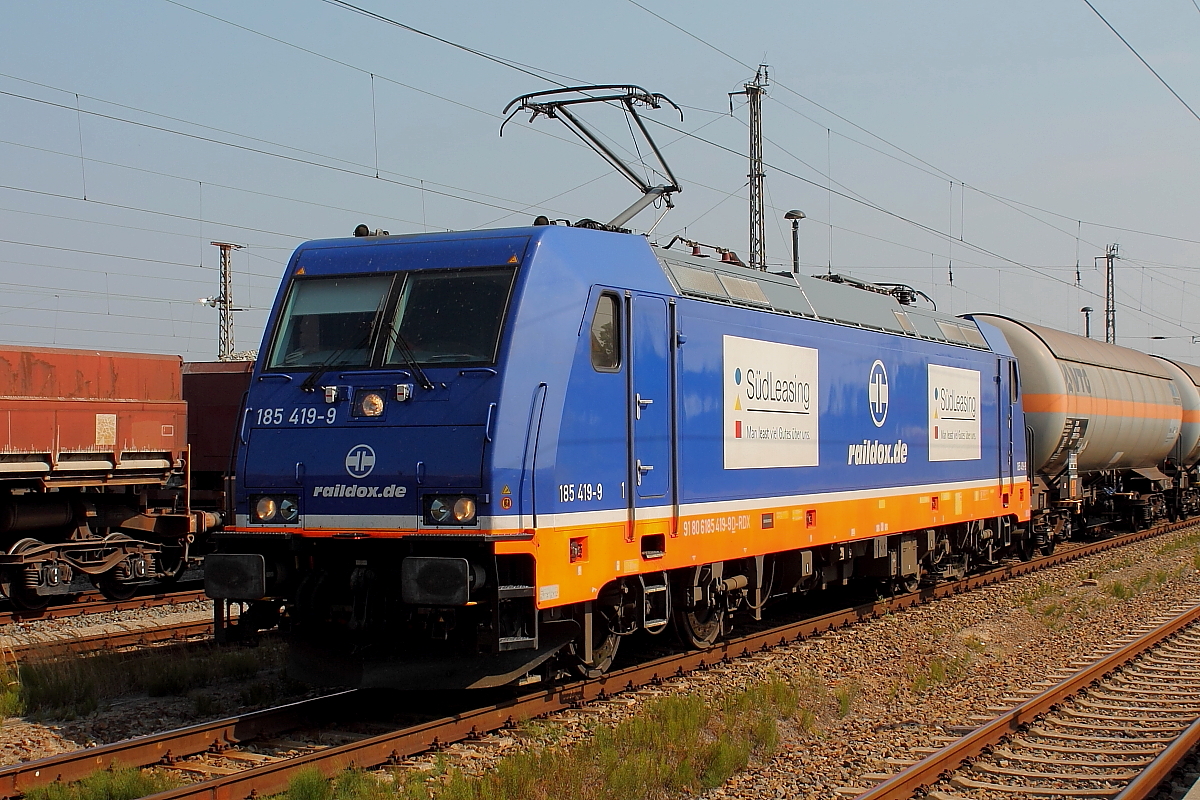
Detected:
[
  {"left": 429, "top": 497, "right": 453, "bottom": 523},
  {"left": 279, "top": 498, "right": 299, "bottom": 522},
  {"left": 360, "top": 391, "right": 384, "bottom": 416},
  {"left": 352, "top": 389, "right": 386, "bottom": 418},
  {"left": 453, "top": 497, "right": 476, "bottom": 523},
  {"left": 424, "top": 495, "right": 479, "bottom": 526},
  {"left": 255, "top": 496, "right": 277, "bottom": 522}
]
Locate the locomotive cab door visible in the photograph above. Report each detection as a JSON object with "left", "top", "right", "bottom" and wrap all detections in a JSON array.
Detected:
[
  {"left": 998, "top": 357, "right": 1015, "bottom": 507},
  {"left": 627, "top": 294, "right": 674, "bottom": 548}
]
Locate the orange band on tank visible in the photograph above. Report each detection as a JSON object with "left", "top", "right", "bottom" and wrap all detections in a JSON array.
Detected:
[
  {"left": 1183, "top": 409, "right": 1200, "bottom": 423},
  {"left": 1022, "top": 393, "right": 1181, "bottom": 420}
]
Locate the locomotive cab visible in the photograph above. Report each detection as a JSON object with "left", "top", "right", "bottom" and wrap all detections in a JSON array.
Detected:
[{"left": 209, "top": 225, "right": 676, "bottom": 688}]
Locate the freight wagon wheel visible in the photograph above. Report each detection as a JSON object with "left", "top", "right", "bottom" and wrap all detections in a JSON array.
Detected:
[
  {"left": 672, "top": 565, "right": 723, "bottom": 650},
  {"left": 2, "top": 539, "right": 50, "bottom": 611},
  {"left": 91, "top": 534, "right": 139, "bottom": 601}
]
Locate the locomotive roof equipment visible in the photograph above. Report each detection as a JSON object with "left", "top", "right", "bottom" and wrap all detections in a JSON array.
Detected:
[{"left": 502, "top": 85, "right": 682, "bottom": 231}]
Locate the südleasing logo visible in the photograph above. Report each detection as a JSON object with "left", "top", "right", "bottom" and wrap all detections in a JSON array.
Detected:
[{"left": 734, "top": 365, "right": 811, "bottom": 410}]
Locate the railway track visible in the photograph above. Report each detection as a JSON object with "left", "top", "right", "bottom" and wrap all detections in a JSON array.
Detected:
[
  {"left": 0, "top": 520, "right": 1194, "bottom": 800},
  {"left": 0, "top": 590, "right": 207, "bottom": 627},
  {"left": 7, "top": 618, "right": 216, "bottom": 659},
  {"left": 851, "top": 598, "right": 1200, "bottom": 800}
]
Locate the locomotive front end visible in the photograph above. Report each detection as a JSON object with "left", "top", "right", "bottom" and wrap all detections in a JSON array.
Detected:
[{"left": 208, "top": 231, "right": 565, "bottom": 689}]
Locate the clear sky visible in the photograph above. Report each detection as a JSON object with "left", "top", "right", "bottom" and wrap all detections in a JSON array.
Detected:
[{"left": 2, "top": 1, "right": 1199, "bottom": 361}]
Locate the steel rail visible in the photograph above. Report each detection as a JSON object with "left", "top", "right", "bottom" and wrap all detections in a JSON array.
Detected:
[
  {"left": 0, "top": 519, "right": 1193, "bottom": 800},
  {"left": 854, "top": 599, "right": 1200, "bottom": 800},
  {"left": 1113, "top": 716, "right": 1200, "bottom": 800},
  {"left": 0, "top": 692, "right": 357, "bottom": 798},
  {"left": 0, "top": 590, "right": 207, "bottom": 626},
  {"left": 8, "top": 619, "right": 215, "bottom": 658}
]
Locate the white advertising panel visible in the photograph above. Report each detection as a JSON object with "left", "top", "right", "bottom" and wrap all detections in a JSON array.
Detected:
[
  {"left": 928, "top": 364, "right": 981, "bottom": 461},
  {"left": 723, "top": 335, "right": 819, "bottom": 469}
]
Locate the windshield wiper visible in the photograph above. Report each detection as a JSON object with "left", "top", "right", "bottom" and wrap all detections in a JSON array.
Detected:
[
  {"left": 299, "top": 343, "right": 354, "bottom": 393},
  {"left": 381, "top": 322, "right": 435, "bottom": 390}
]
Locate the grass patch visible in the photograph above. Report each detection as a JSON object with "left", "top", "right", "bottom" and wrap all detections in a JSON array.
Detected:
[
  {"left": 0, "top": 663, "right": 24, "bottom": 719},
  {"left": 1107, "top": 580, "right": 1132, "bottom": 600},
  {"left": 832, "top": 682, "right": 859, "bottom": 718},
  {"left": 910, "top": 650, "right": 975, "bottom": 694},
  {"left": 1157, "top": 530, "right": 1200, "bottom": 555},
  {"left": 17, "top": 642, "right": 282, "bottom": 719},
  {"left": 348, "top": 679, "right": 799, "bottom": 800},
  {"left": 25, "top": 767, "right": 181, "bottom": 800},
  {"left": 1194, "top": 550, "right": 1200, "bottom": 571},
  {"left": 1017, "top": 582, "right": 1060, "bottom": 608}
]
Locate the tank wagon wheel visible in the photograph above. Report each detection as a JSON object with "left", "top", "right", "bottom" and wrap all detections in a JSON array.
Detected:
[
  {"left": 2, "top": 538, "right": 50, "bottom": 610},
  {"left": 672, "top": 564, "right": 724, "bottom": 650},
  {"left": 91, "top": 533, "right": 139, "bottom": 602}
]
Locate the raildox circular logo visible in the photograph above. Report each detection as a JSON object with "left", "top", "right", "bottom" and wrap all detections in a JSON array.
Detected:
[
  {"left": 345, "top": 444, "right": 376, "bottom": 478},
  {"left": 868, "top": 360, "right": 889, "bottom": 427}
]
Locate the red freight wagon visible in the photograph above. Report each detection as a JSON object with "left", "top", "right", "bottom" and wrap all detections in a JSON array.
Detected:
[
  {"left": 0, "top": 347, "right": 223, "bottom": 608},
  {"left": 182, "top": 359, "right": 254, "bottom": 505}
]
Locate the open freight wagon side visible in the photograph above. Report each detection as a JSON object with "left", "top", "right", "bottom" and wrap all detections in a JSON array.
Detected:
[{"left": 0, "top": 348, "right": 250, "bottom": 608}]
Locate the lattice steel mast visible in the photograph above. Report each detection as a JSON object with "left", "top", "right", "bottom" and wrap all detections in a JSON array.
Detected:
[
  {"left": 731, "top": 66, "right": 769, "bottom": 270},
  {"left": 208, "top": 241, "right": 242, "bottom": 361},
  {"left": 1105, "top": 243, "right": 1118, "bottom": 344}
]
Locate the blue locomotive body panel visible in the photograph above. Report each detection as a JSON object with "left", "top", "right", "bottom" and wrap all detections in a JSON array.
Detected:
[{"left": 234, "top": 224, "right": 1027, "bottom": 569}]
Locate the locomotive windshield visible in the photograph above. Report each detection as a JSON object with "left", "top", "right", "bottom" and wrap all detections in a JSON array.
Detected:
[
  {"left": 266, "top": 267, "right": 516, "bottom": 371},
  {"left": 266, "top": 275, "right": 390, "bottom": 369},
  {"left": 382, "top": 268, "right": 515, "bottom": 366}
]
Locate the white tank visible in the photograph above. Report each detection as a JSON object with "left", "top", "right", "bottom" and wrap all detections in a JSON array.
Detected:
[
  {"left": 1154, "top": 357, "right": 1200, "bottom": 466},
  {"left": 973, "top": 315, "right": 1182, "bottom": 475}
]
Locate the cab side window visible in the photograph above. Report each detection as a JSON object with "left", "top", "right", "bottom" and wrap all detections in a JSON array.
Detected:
[{"left": 590, "top": 294, "right": 620, "bottom": 371}]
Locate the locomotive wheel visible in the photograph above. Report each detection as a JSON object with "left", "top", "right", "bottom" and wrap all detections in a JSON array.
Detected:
[
  {"left": 3, "top": 538, "right": 50, "bottom": 610},
  {"left": 672, "top": 565, "right": 723, "bottom": 650},
  {"left": 1016, "top": 535, "right": 1035, "bottom": 561},
  {"left": 1039, "top": 539, "right": 1057, "bottom": 557},
  {"left": 569, "top": 606, "right": 621, "bottom": 678}
]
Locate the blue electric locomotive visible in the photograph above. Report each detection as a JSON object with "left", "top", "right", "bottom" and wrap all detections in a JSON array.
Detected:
[{"left": 206, "top": 223, "right": 1039, "bottom": 688}]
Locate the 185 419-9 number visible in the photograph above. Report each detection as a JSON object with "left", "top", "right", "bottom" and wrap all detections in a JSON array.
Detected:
[
  {"left": 254, "top": 407, "right": 337, "bottom": 425},
  {"left": 558, "top": 482, "right": 603, "bottom": 503}
]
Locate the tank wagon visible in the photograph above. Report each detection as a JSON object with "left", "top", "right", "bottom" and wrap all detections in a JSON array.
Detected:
[
  {"left": 207, "top": 224, "right": 1049, "bottom": 689},
  {"left": 0, "top": 348, "right": 248, "bottom": 608},
  {"left": 972, "top": 317, "right": 1200, "bottom": 536}
]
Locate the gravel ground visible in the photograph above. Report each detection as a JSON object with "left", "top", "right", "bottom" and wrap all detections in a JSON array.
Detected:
[
  {"left": 0, "top": 598, "right": 296, "bottom": 767},
  {"left": 0, "top": 598, "right": 214, "bottom": 652},
  {"left": 391, "top": 527, "right": 1200, "bottom": 799}
]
